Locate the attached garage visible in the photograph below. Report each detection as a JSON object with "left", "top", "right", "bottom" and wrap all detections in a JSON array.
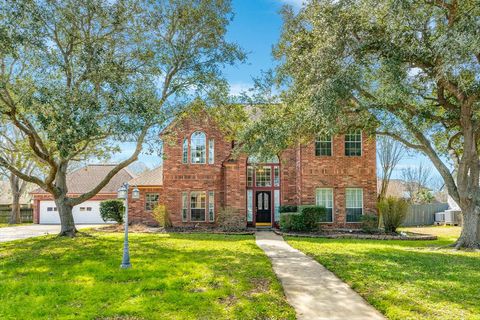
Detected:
[
  {"left": 32, "top": 164, "right": 135, "bottom": 224},
  {"left": 39, "top": 200, "right": 106, "bottom": 224}
]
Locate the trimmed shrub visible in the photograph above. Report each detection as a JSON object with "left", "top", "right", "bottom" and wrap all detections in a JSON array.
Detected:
[
  {"left": 152, "top": 204, "right": 171, "bottom": 227},
  {"left": 280, "top": 212, "right": 305, "bottom": 232},
  {"left": 378, "top": 197, "right": 408, "bottom": 233},
  {"left": 100, "top": 200, "right": 124, "bottom": 224},
  {"left": 280, "top": 205, "right": 298, "bottom": 213},
  {"left": 280, "top": 206, "right": 324, "bottom": 232},
  {"left": 360, "top": 213, "right": 379, "bottom": 233},
  {"left": 300, "top": 206, "right": 324, "bottom": 230}
]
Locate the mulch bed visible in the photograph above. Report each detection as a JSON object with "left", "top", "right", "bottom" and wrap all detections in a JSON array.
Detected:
[
  {"left": 94, "top": 224, "right": 254, "bottom": 235},
  {"left": 274, "top": 229, "right": 438, "bottom": 241}
]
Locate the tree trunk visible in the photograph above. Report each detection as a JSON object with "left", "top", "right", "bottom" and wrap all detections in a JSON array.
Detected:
[
  {"left": 54, "top": 162, "right": 77, "bottom": 237},
  {"left": 55, "top": 196, "right": 77, "bottom": 237},
  {"left": 8, "top": 175, "right": 21, "bottom": 224},
  {"left": 9, "top": 192, "right": 21, "bottom": 224},
  {"left": 455, "top": 205, "right": 480, "bottom": 249}
]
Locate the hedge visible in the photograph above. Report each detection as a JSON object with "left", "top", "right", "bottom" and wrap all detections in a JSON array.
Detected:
[{"left": 279, "top": 205, "right": 325, "bottom": 232}]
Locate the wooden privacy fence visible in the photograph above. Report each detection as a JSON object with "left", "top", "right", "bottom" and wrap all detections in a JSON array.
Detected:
[
  {"left": 0, "top": 208, "right": 34, "bottom": 223},
  {"left": 401, "top": 203, "right": 449, "bottom": 226}
]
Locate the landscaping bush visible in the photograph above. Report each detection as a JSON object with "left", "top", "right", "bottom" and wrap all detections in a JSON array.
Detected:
[
  {"left": 360, "top": 213, "right": 379, "bottom": 233},
  {"left": 280, "top": 206, "right": 324, "bottom": 232},
  {"left": 280, "top": 205, "right": 298, "bottom": 213},
  {"left": 378, "top": 197, "right": 408, "bottom": 233},
  {"left": 280, "top": 212, "right": 305, "bottom": 232},
  {"left": 100, "top": 200, "right": 124, "bottom": 224},
  {"left": 152, "top": 204, "right": 172, "bottom": 227},
  {"left": 300, "top": 206, "right": 324, "bottom": 230}
]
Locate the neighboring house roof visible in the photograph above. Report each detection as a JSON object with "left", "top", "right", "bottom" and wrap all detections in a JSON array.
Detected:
[
  {"left": 0, "top": 180, "right": 36, "bottom": 205},
  {"left": 31, "top": 164, "right": 136, "bottom": 195},
  {"left": 377, "top": 179, "right": 431, "bottom": 199},
  {"left": 129, "top": 166, "right": 163, "bottom": 186}
]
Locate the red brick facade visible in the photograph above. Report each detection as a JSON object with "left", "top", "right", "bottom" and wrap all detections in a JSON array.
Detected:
[{"left": 130, "top": 113, "right": 377, "bottom": 229}]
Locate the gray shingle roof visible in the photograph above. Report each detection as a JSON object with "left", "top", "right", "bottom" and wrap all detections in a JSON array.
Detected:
[{"left": 129, "top": 166, "right": 163, "bottom": 186}]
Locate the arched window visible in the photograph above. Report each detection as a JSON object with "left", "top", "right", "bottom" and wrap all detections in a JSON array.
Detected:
[
  {"left": 247, "top": 155, "right": 279, "bottom": 164},
  {"left": 191, "top": 131, "right": 206, "bottom": 164}
]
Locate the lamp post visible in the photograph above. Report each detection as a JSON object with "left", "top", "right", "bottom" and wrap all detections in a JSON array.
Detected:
[{"left": 118, "top": 183, "right": 140, "bottom": 269}]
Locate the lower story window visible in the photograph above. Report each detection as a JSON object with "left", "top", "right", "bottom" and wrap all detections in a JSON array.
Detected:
[
  {"left": 190, "top": 191, "right": 206, "bottom": 222},
  {"left": 208, "top": 191, "right": 215, "bottom": 222},
  {"left": 145, "top": 193, "right": 159, "bottom": 211},
  {"left": 316, "top": 188, "right": 333, "bottom": 222},
  {"left": 182, "top": 192, "right": 188, "bottom": 222},
  {"left": 346, "top": 188, "right": 363, "bottom": 222}
]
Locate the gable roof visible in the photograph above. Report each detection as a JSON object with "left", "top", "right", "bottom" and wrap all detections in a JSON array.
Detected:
[
  {"left": 31, "top": 164, "right": 136, "bottom": 195},
  {"left": 129, "top": 166, "right": 163, "bottom": 186}
]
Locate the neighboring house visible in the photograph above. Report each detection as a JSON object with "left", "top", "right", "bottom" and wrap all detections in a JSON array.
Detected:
[
  {"left": 31, "top": 164, "right": 135, "bottom": 224},
  {"left": 0, "top": 180, "right": 35, "bottom": 208},
  {"left": 128, "top": 110, "right": 377, "bottom": 228},
  {"left": 377, "top": 179, "right": 434, "bottom": 201}
]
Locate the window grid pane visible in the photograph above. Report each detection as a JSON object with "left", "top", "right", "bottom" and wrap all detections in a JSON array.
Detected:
[
  {"left": 182, "top": 139, "right": 188, "bottom": 164},
  {"left": 274, "top": 166, "right": 280, "bottom": 186},
  {"left": 182, "top": 192, "right": 188, "bottom": 222},
  {"left": 190, "top": 192, "right": 206, "bottom": 222},
  {"left": 346, "top": 188, "right": 363, "bottom": 222},
  {"left": 315, "top": 135, "right": 332, "bottom": 156},
  {"left": 145, "top": 193, "right": 159, "bottom": 211},
  {"left": 208, "top": 139, "right": 214, "bottom": 164},
  {"left": 247, "top": 190, "right": 253, "bottom": 222},
  {"left": 345, "top": 130, "right": 362, "bottom": 156},
  {"left": 208, "top": 191, "right": 214, "bottom": 222},
  {"left": 247, "top": 167, "right": 254, "bottom": 187},
  {"left": 191, "top": 132, "right": 206, "bottom": 164},
  {"left": 255, "top": 167, "right": 272, "bottom": 187},
  {"left": 274, "top": 190, "right": 280, "bottom": 222},
  {"left": 316, "top": 188, "right": 333, "bottom": 222}
]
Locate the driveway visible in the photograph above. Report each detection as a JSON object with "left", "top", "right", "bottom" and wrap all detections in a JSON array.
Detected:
[{"left": 0, "top": 224, "right": 105, "bottom": 243}]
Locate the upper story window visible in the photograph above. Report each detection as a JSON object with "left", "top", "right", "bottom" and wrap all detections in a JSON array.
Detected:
[
  {"left": 208, "top": 138, "right": 214, "bottom": 164},
  {"left": 190, "top": 131, "right": 206, "bottom": 164},
  {"left": 182, "top": 138, "right": 188, "bottom": 164},
  {"left": 345, "top": 129, "right": 362, "bottom": 156},
  {"left": 315, "top": 135, "right": 332, "bottom": 156}
]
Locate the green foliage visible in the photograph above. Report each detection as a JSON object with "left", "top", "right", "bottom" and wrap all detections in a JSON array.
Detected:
[
  {"left": 378, "top": 197, "right": 408, "bottom": 233},
  {"left": 360, "top": 213, "right": 379, "bottom": 233},
  {"left": 0, "top": 233, "right": 296, "bottom": 319},
  {"left": 299, "top": 206, "right": 324, "bottom": 230},
  {"left": 99, "top": 200, "right": 124, "bottom": 224},
  {"left": 280, "top": 206, "right": 324, "bottom": 232},
  {"left": 280, "top": 212, "right": 305, "bottom": 232},
  {"left": 152, "top": 204, "right": 171, "bottom": 228},
  {"left": 414, "top": 189, "right": 435, "bottom": 204},
  {"left": 280, "top": 205, "right": 298, "bottom": 213}
]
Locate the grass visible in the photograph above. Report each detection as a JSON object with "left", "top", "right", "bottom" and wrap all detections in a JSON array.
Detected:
[
  {"left": 0, "top": 223, "right": 32, "bottom": 228},
  {"left": 0, "top": 232, "right": 295, "bottom": 320},
  {"left": 286, "top": 226, "right": 480, "bottom": 320}
]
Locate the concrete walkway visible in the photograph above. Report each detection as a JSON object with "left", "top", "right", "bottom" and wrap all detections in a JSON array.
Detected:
[
  {"left": 0, "top": 224, "right": 104, "bottom": 243},
  {"left": 256, "top": 231, "right": 385, "bottom": 320}
]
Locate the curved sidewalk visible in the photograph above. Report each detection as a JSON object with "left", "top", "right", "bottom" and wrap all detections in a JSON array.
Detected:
[{"left": 256, "top": 231, "right": 385, "bottom": 320}]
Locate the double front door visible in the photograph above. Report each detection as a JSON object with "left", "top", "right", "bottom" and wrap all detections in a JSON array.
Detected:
[{"left": 256, "top": 191, "right": 271, "bottom": 223}]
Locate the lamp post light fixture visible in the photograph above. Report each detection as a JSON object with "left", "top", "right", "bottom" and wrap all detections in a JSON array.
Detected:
[{"left": 118, "top": 183, "right": 140, "bottom": 269}]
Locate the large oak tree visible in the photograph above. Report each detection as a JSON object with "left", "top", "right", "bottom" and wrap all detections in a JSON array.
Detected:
[
  {"left": 240, "top": 0, "right": 480, "bottom": 248},
  {"left": 0, "top": 0, "right": 244, "bottom": 236}
]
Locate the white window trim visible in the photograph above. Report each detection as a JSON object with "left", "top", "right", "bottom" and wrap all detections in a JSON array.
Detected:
[
  {"left": 345, "top": 129, "right": 362, "bottom": 157},
  {"left": 190, "top": 131, "right": 207, "bottom": 164},
  {"left": 208, "top": 139, "right": 214, "bottom": 164},
  {"left": 190, "top": 191, "right": 207, "bottom": 222},
  {"left": 315, "top": 188, "right": 334, "bottom": 223},
  {"left": 182, "top": 138, "right": 188, "bottom": 164},
  {"left": 182, "top": 192, "right": 188, "bottom": 222},
  {"left": 345, "top": 188, "right": 364, "bottom": 223},
  {"left": 315, "top": 135, "right": 333, "bottom": 157}
]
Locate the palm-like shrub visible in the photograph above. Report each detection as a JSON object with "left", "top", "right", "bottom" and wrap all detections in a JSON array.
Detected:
[{"left": 378, "top": 197, "right": 408, "bottom": 233}]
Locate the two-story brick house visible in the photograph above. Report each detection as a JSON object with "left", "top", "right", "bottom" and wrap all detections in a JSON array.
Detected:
[{"left": 128, "top": 110, "right": 377, "bottom": 228}]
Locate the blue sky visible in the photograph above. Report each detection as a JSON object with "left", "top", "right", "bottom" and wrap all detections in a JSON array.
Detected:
[{"left": 115, "top": 0, "right": 439, "bottom": 185}]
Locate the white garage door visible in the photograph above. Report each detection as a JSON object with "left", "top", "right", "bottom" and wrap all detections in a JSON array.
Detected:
[{"left": 39, "top": 200, "right": 107, "bottom": 224}]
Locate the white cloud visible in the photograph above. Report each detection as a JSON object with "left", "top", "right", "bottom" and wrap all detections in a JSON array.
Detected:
[{"left": 229, "top": 82, "right": 253, "bottom": 96}]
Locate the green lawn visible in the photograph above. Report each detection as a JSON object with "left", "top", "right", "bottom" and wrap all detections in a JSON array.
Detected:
[
  {"left": 286, "top": 226, "right": 480, "bottom": 320},
  {"left": 0, "top": 233, "right": 295, "bottom": 320}
]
